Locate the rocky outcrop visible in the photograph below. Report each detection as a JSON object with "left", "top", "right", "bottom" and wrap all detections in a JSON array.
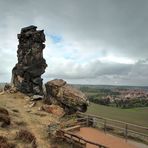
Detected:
[
  {"left": 45, "top": 79, "right": 89, "bottom": 114},
  {"left": 12, "top": 26, "right": 47, "bottom": 95},
  {"left": 11, "top": 26, "right": 88, "bottom": 114}
]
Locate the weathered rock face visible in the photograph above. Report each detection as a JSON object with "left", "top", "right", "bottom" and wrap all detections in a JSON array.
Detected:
[
  {"left": 12, "top": 26, "right": 47, "bottom": 95},
  {"left": 45, "top": 79, "right": 89, "bottom": 114}
]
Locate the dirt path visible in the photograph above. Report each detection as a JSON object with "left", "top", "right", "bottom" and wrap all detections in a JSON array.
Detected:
[{"left": 76, "top": 127, "right": 138, "bottom": 148}]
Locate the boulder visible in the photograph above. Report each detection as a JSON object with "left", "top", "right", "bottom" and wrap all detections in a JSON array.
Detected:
[
  {"left": 12, "top": 25, "right": 47, "bottom": 95},
  {"left": 45, "top": 79, "right": 89, "bottom": 114},
  {"left": 41, "top": 104, "right": 65, "bottom": 117}
]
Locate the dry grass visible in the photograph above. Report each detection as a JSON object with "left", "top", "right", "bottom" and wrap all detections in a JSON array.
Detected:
[
  {"left": 0, "top": 136, "right": 15, "bottom": 148},
  {"left": 0, "top": 113, "right": 10, "bottom": 127},
  {"left": 0, "top": 92, "right": 60, "bottom": 147},
  {"left": 16, "top": 129, "right": 37, "bottom": 148},
  {"left": 14, "top": 120, "right": 27, "bottom": 126},
  {"left": 0, "top": 107, "right": 9, "bottom": 115}
]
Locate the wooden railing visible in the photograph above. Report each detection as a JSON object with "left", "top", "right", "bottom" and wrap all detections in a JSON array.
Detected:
[
  {"left": 77, "top": 112, "right": 148, "bottom": 143},
  {"left": 59, "top": 129, "right": 108, "bottom": 148}
]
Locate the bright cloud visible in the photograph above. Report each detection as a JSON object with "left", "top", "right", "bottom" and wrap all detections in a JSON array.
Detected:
[{"left": 99, "top": 55, "right": 136, "bottom": 64}]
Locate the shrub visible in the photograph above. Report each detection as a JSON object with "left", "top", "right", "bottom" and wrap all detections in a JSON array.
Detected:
[{"left": 16, "top": 129, "right": 37, "bottom": 148}]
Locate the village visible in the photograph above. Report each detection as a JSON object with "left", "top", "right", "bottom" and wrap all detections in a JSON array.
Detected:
[{"left": 81, "top": 86, "right": 148, "bottom": 108}]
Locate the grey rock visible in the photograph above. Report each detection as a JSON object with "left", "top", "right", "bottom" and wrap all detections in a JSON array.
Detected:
[{"left": 31, "top": 95, "right": 44, "bottom": 101}]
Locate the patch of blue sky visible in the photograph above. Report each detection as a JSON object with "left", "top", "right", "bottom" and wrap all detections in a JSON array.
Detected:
[
  {"left": 63, "top": 53, "right": 75, "bottom": 60},
  {"left": 49, "top": 34, "right": 62, "bottom": 44}
]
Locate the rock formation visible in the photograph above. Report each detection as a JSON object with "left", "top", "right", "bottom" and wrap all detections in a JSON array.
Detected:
[
  {"left": 45, "top": 79, "right": 89, "bottom": 114},
  {"left": 12, "top": 26, "right": 47, "bottom": 95},
  {"left": 11, "top": 26, "right": 89, "bottom": 114}
]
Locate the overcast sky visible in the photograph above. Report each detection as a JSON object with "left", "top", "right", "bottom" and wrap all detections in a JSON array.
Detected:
[{"left": 0, "top": 0, "right": 148, "bottom": 86}]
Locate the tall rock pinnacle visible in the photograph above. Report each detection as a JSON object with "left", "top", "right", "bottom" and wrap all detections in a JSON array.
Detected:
[{"left": 12, "top": 26, "right": 47, "bottom": 95}]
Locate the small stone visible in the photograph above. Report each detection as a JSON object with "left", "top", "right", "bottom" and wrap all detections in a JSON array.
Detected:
[
  {"left": 29, "top": 102, "right": 36, "bottom": 108},
  {"left": 38, "top": 107, "right": 42, "bottom": 111},
  {"left": 41, "top": 104, "right": 65, "bottom": 117},
  {"left": 24, "top": 96, "right": 31, "bottom": 101},
  {"left": 31, "top": 95, "right": 44, "bottom": 101}
]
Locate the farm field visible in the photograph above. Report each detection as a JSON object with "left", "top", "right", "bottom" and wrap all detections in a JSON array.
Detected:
[{"left": 87, "top": 103, "right": 148, "bottom": 127}]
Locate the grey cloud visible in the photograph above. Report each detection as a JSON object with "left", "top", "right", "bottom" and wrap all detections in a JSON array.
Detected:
[
  {"left": 0, "top": 0, "right": 148, "bottom": 85},
  {"left": 44, "top": 60, "right": 132, "bottom": 79},
  {"left": 44, "top": 59, "right": 148, "bottom": 86},
  {"left": 1, "top": 0, "right": 148, "bottom": 59}
]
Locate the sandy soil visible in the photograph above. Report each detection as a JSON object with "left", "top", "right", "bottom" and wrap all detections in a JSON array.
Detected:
[
  {"left": 0, "top": 92, "right": 60, "bottom": 148},
  {"left": 76, "top": 127, "right": 138, "bottom": 148}
]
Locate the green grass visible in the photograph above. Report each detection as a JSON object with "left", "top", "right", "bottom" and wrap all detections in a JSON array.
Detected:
[{"left": 87, "top": 103, "right": 148, "bottom": 127}]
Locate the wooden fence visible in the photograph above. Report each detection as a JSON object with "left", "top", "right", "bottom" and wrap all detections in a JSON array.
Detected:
[
  {"left": 57, "top": 129, "right": 108, "bottom": 148},
  {"left": 77, "top": 112, "right": 148, "bottom": 143}
]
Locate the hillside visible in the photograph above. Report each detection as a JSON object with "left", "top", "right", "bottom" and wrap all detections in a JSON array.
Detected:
[
  {"left": 0, "top": 92, "right": 65, "bottom": 148},
  {"left": 87, "top": 102, "right": 148, "bottom": 127}
]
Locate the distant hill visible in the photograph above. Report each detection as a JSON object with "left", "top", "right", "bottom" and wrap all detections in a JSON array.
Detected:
[{"left": 72, "top": 84, "right": 148, "bottom": 90}]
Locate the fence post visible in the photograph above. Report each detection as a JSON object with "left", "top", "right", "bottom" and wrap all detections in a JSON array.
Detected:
[
  {"left": 70, "top": 135, "right": 73, "bottom": 148},
  {"left": 125, "top": 123, "right": 128, "bottom": 142},
  {"left": 87, "top": 115, "right": 89, "bottom": 126},
  {"left": 93, "top": 117, "right": 97, "bottom": 127},
  {"left": 104, "top": 119, "right": 107, "bottom": 134}
]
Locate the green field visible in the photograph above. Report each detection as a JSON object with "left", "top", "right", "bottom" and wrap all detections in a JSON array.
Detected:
[{"left": 87, "top": 103, "right": 148, "bottom": 127}]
